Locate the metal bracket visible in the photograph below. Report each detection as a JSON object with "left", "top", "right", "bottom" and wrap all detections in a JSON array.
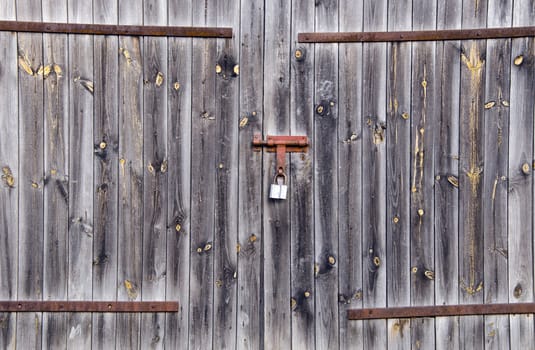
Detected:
[
  {"left": 0, "top": 301, "right": 178, "bottom": 313},
  {"left": 253, "top": 134, "right": 309, "bottom": 176}
]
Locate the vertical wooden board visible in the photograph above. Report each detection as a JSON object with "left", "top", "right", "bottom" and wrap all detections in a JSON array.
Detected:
[
  {"left": 117, "top": 0, "right": 143, "bottom": 348},
  {"left": 67, "top": 0, "right": 94, "bottom": 348},
  {"left": 92, "top": 1, "right": 119, "bottom": 349},
  {"left": 237, "top": 0, "right": 264, "bottom": 348},
  {"left": 166, "top": 1, "right": 192, "bottom": 349},
  {"left": 459, "top": 0, "right": 487, "bottom": 348},
  {"left": 435, "top": 0, "right": 461, "bottom": 349},
  {"left": 313, "top": 1, "right": 339, "bottom": 349},
  {"left": 290, "top": 0, "right": 315, "bottom": 349},
  {"left": 338, "top": 3, "right": 363, "bottom": 349},
  {"left": 483, "top": 1, "right": 513, "bottom": 349},
  {"left": 213, "top": 0, "right": 240, "bottom": 349},
  {"left": 188, "top": 1, "right": 217, "bottom": 349},
  {"left": 15, "top": 0, "right": 44, "bottom": 348},
  {"left": 509, "top": 1, "right": 535, "bottom": 348},
  {"left": 0, "top": 1, "right": 18, "bottom": 349},
  {"left": 41, "top": 0, "right": 69, "bottom": 347},
  {"left": 410, "top": 1, "right": 437, "bottom": 349},
  {"left": 263, "top": 0, "right": 291, "bottom": 348},
  {"left": 362, "top": 0, "right": 387, "bottom": 348},
  {"left": 385, "top": 0, "right": 411, "bottom": 348},
  {"left": 141, "top": 0, "right": 168, "bottom": 348}
]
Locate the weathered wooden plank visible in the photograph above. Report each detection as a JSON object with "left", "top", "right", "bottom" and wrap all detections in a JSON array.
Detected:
[
  {"left": 483, "top": 1, "right": 513, "bottom": 349},
  {"left": 188, "top": 1, "right": 217, "bottom": 348},
  {"left": 117, "top": 0, "right": 143, "bottom": 348},
  {"left": 410, "top": 0, "right": 437, "bottom": 349},
  {"left": 15, "top": 0, "right": 44, "bottom": 348},
  {"left": 263, "top": 0, "right": 291, "bottom": 348},
  {"left": 41, "top": 0, "right": 69, "bottom": 348},
  {"left": 236, "top": 0, "right": 264, "bottom": 348},
  {"left": 362, "top": 0, "right": 387, "bottom": 348},
  {"left": 213, "top": 0, "right": 240, "bottom": 349},
  {"left": 165, "top": 1, "right": 192, "bottom": 349},
  {"left": 385, "top": 0, "right": 411, "bottom": 348},
  {"left": 0, "top": 1, "right": 18, "bottom": 348},
  {"left": 140, "top": 0, "right": 168, "bottom": 348},
  {"left": 92, "top": 1, "right": 119, "bottom": 349},
  {"left": 313, "top": 1, "right": 339, "bottom": 349},
  {"left": 509, "top": 1, "right": 535, "bottom": 349},
  {"left": 67, "top": 0, "right": 94, "bottom": 348},
  {"left": 435, "top": 0, "right": 461, "bottom": 349},
  {"left": 459, "top": 1, "right": 488, "bottom": 349},
  {"left": 290, "top": 0, "right": 315, "bottom": 349}
]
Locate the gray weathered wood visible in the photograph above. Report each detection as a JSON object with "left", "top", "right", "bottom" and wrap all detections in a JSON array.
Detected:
[
  {"left": 263, "top": 0, "right": 291, "bottom": 348},
  {"left": 509, "top": 1, "right": 535, "bottom": 350},
  {"left": 236, "top": 0, "right": 264, "bottom": 348},
  {"left": 188, "top": 1, "right": 217, "bottom": 348},
  {"left": 435, "top": 0, "right": 461, "bottom": 349},
  {"left": 213, "top": 0, "right": 240, "bottom": 349},
  {"left": 313, "top": 0, "right": 339, "bottom": 349},
  {"left": 41, "top": 0, "right": 69, "bottom": 347},
  {"left": 338, "top": 2, "right": 364, "bottom": 349},
  {"left": 290, "top": 0, "right": 315, "bottom": 349},
  {"left": 458, "top": 1, "right": 488, "bottom": 349},
  {"left": 117, "top": 0, "right": 143, "bottom": 348},
  {"left": 141, "top": 0, "right": 168, "bottom": 348},
  {"left": 362, "top": 0, "right": 387, "bottom": 348},
  {"left": 67, "top": 0, "right": 94, "bottom": 348},
  {"left": 0, "top": 1, "right": 18, "bottom": 348},
  {"left": 92, "top": 1, "right": 119, "bottom": 348},
  {"left": 483, "top": 0, "right": 513, "bottom": 349},
  {"left": 385, "top": 0, "right": 411, "bottom": 348},
  {"left": 165, "top": 1, "right": 192, "bottom": 349},
  {"left": 15, "top": 0, "right": 44, "bottom": 348}
]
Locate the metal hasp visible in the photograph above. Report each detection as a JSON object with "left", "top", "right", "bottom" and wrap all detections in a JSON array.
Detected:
[
  {"left": 298, "top": 26, "right": 535, "bottom": 43},
  {"left": 348, "top": 302, "right": 535, "bottom": 320},
  {"left": 0, "top": 20, "right": 232, "bottom": 38},
  {"left": 253, "top": 134, "right": 309, "bottom": 176},
  {"left": 0, "top": 301, "right": 179, "bottom": 313}
]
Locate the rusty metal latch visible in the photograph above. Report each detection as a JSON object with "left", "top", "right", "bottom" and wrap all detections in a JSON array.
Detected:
[
  {"left": 253, "top": 134, "right": 309, "bottom": 176},
  {"left": 0, "top": 301, "right": 179, "bottom": 313}
]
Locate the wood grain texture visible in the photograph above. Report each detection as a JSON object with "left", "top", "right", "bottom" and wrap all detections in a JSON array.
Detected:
[
  {"left": 165, "top": 1, "right": 192, "bottom": 349},
  {"left": 15, "top": 0, "right": 44, "bottom": 348},
  {"left": 0, "top": 1, "right": 18, "bottom": 349},
  {"left": 213, "top": 0, "right": 240, "bottom": 349},
  {"left": 116, "top": 0, "right": 143, "bottom": 348},
  {"left": 236, "top": 0, "right": 264, "bottom": 348},
  {"left": 435, "top": 1, "right": 461, "bottom": 349},
  {"left": 290, "top": 0, "right": 315, "bottom": 349},
  {"left": 509, "top": 1, "right": 535, "bottom": 349},
  {"left": 313, "top": 0, "right": 339, "bottom": 349},
  {"left": 141, "top": 0, "right": 168, "bottom": 348},
  {"left": 484, "top": 0, "right": 513, "bottom": 349},
  {"left": 188, "top": 0, "right": 217, "bottom": 348},
  {"left": 385, "top": 0, "right": 411, "bottom": 349},
  {"left": 92, "top": 1, "right": 119, "bottom": 349},
  {"left": 362, "top": 0, "right": 387, "bottom": 348},
  {"left": 263, "top": 0, "right": 291, "bottom": 348}
]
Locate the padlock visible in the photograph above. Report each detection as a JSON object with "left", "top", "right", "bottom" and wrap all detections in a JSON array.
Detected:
[{"left": 269, "top": 173, "right": 287, "bottom": 200}]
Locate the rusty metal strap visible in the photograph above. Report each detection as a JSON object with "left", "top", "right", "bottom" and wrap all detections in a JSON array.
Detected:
[
  {"left": 0, "top": 20, "right": 232, "bottom": 38},
  {"left": 348, "top": 303, "right": 535, "bottom": 320},
  {"left": 299, "top": 26, "right": 535, "bottom": 43},
  {"left": 0, "top": 301, "right": 178, "bottom": 313}
]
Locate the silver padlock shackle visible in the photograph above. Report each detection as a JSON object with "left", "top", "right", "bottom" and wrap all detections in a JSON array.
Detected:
[{"left": 274, "top": 169, "right": 287, "bottom": 185}]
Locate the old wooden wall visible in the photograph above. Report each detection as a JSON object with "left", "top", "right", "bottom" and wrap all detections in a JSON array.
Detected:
[{"left": 0, "top": 0, "right": 534, "bottom": 349}]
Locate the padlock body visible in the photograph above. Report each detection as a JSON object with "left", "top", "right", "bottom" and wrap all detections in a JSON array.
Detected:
[
  {"left": 270, "top": 184, "right": 287, "bottom": 200},
  {"left": 279, "top": 185, "right": 288, "bottom": 199}
]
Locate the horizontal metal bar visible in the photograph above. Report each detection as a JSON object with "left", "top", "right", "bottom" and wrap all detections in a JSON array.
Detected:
[
  {"left": 299, "top": 26, "right": 535, "bottom": 43},
  {"left": 0, "top": 20, "right": 232, "bottom": 38},
  {"left": 348, "top": 303, "right": 535, "bottom": 320},
  {"left": 0, "top": 301, "right": 179, "bottom": 313}
]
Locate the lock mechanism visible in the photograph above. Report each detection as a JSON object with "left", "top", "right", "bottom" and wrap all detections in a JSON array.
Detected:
[{"left": 253, "top": 134, "right": 309, "bottom": 200}]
